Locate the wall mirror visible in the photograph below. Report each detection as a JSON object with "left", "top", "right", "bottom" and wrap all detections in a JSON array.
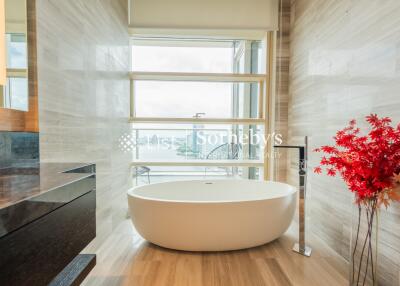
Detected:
[
  {"left": 0, "top": 0, "right": 38, "bottom": 132},
  {"left": 1, "top": 0, "right": 28, "bottom": 111}
]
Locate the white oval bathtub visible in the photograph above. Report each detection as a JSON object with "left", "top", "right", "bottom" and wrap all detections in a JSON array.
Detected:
[{"left": 127, "top": 179, "right": 297, "bottom": 251}]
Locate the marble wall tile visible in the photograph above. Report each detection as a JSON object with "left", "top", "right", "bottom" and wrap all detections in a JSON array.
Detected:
[
  {"left": 289, "top": 0, "right": 400, "bottom": 284},
  {"left": 0, "top": 132, "right": 39, "bottom": 168},
  {"left": 37, "top": 0, "right": 132, "bottom": 243}
]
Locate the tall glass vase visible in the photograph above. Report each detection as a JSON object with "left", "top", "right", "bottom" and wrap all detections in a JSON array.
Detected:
[{"left": 350, "top": 199, "right": 379, "bottom": 286}]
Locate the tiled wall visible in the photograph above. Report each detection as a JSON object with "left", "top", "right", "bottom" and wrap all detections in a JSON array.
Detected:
[
  {"left": 37, "top": 0, "right": 132, "bottom": 243},
  {"left": 289, "top": 0, "right": 400, "bottom": 284},
  {"left": 274, "top": 0, "right": 291, "bottom": 182},
  {"left": 0, "top": 132, "right": 39, "bottom": 168}
]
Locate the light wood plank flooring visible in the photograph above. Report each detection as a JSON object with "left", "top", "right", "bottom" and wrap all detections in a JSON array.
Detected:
[{"left": 82, "top": 181, "right": 349, "bottom": 286}]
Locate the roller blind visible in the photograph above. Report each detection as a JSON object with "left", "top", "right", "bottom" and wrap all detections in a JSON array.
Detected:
[{"left": 129, "top": 0, "right": 279, "bottom": 31}]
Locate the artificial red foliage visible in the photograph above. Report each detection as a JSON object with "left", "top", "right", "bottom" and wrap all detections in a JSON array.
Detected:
[{"left": 314, "top": 114, "right": 400, "bottom": 207}]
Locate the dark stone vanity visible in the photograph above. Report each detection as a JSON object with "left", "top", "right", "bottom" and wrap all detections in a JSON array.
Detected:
[
  {"left": 0, "top": 162, "right": 96, "bottom": 286},
  {"left": 1, "top": 0, "right": 96, "bottom": 283}
]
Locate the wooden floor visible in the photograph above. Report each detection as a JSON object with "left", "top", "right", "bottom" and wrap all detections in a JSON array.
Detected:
[{"left": 81, "top": 180, "right": 349, "bottom": 286}]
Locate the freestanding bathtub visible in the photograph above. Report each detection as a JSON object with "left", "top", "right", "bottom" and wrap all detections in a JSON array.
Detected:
[{"left": 128, "top": 179, "right": 297, "bottom": 251}]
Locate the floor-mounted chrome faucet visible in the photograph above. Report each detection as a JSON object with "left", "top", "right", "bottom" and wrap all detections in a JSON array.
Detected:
[{"left": 274, "top": 136, "right": 312, "bottom": 257}]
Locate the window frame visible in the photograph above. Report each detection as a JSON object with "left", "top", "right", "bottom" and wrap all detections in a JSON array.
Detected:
[{"left": 128, "top": 34, "right": 275, "bottom": 180}]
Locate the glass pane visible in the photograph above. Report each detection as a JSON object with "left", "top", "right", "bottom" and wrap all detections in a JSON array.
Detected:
[
  {"left": 132, "top": 39, "right": 234, "bottom": 73},
  {"left": 133, "top": 166, "right": 261, "bottom": 185},
  {"left": 251, "top": 41, "right": 263, "bottom": 74},
  {"left": 134, "top": 81, "right": 259, "bottom": 118},
  {"left": 5, "top": 77, "right": 28, "bottom": 111},
  {"left": 131, "top": 124, "right": 264, "bottom": 162},
  {"left": 6, "top": 34, "right": 27, "bottom": 69}
]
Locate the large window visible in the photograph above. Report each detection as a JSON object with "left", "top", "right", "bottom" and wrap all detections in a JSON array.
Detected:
[{"left": 130, "top": 38, "right": 269, "bottom": 182}]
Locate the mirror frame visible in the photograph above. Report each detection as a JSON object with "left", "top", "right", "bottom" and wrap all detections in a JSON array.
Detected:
[{"left": 0, "top": 0, "right": 38, "bottom": 132}]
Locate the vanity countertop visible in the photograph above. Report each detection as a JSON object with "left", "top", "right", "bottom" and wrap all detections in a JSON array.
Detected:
[{"left": 0, "top": 162, "right": 96, "bottom": 238}]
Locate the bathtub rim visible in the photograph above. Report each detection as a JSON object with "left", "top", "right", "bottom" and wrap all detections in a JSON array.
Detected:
[{"left": 127, "top": 179, "right": 297, "bottom": 204}]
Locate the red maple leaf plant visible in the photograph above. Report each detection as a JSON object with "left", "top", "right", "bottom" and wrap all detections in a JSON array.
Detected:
[
  {"left": 314, "top": 114, "right": 400, "bottom": 208},
  {"left": 314, "top": 114, "right": 400, "bottom": 285}
]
